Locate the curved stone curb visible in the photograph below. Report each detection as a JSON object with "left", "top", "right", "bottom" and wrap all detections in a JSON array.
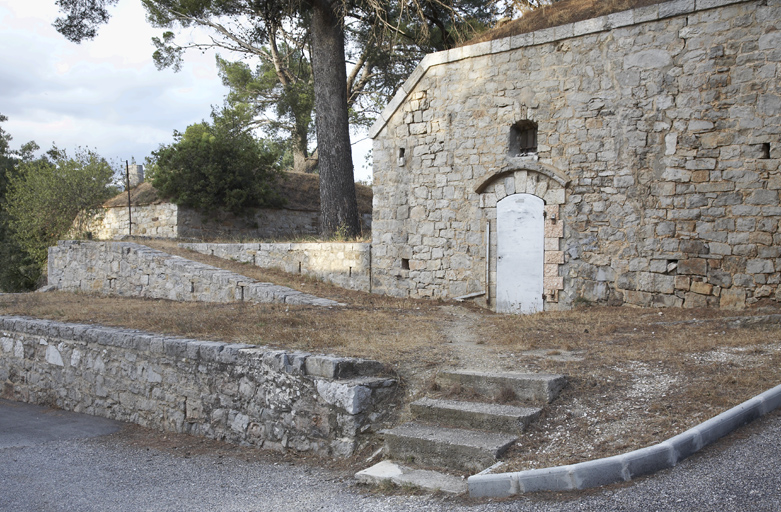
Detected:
[{"left": 468, "top": 383, "right": 781, "bottom": 498}]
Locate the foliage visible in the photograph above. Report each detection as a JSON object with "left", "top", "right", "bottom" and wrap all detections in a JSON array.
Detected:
[
  {"left": 2, "top": 145, "right": 116, "bottom": 289},
  {"left": 142, "top": 0, "right": 500, "bottom": 173},
  {"left": 150, "top": 120, "right": 284, "bottom": 215},
  {"left": 51, "top": 0, "right": 505, "bottom": 237},
  {"left": 216, "top": 52, "right": 316, "bottom": 173},
  {"left": 0, "top": 115, "right": 44, "bottom": 291}
]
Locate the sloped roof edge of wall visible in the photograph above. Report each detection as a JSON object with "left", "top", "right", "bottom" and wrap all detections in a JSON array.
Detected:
[{"left": 368, "top": 0, "right": 752, "bottom": 140}]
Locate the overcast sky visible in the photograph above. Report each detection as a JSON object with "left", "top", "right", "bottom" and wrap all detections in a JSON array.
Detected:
[{"left": 0, "top": 0, "right": 373, "bottom": 182}]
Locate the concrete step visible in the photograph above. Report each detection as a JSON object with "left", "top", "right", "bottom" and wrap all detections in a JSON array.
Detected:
[
  {"left": 436, "top": 370, "right": 567, "bottom": 403},
  {"left": 410, "top": 397, "right": 541, "bottom": 433},
  {"left": 381, "top": 422, "right": 517, "bottom": 473},
  {"left": 355, "top": 460, "right": 467, "bottom": 495}
]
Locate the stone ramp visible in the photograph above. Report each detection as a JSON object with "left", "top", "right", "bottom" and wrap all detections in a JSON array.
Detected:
[
  {"left": 357, "top": 370, "right": 566, "bottom": 493},
  {"left": 48, "top": 240, "right": 339, "bottom": 307}
]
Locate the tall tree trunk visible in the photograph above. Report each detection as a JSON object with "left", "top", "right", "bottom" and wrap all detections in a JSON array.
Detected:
[
  {"left": 310, "top": 1, "right": 361, "bottom": 238},
  {"left": 291, "top": 131, "right": 311, "bottom": 174},
  {"left": 291, "top": 119, "right": 318, "bottom": 173}
]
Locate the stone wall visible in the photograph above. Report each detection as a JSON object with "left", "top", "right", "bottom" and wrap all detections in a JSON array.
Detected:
[
  {"left": 181, "top": 242, "right": 372, "bottom": 292},
  {"left": 48, "top": 241, "right": 338, "bottom": 307},
  {"left": 0, "top": 315, "right": 396, "bottom": 456},
  {"left": 83, "top": 204, "right": 179, "bottom": 239},
  {"left": 370, "top": 0, "right": 781, "bottom": 311},
  {"left": 85, "top": 204, "right": 372, "bottom": 241}
]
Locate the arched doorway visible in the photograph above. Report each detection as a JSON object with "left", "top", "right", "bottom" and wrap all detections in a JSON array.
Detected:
[{"left": 496, "top": 193, "right": 544, "bottom": 314}]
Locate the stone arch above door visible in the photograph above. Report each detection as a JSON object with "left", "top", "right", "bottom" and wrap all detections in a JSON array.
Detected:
[
  {"left": 477, "top": 165, "right": 568, "bottom": 311},
  {"left": 474, "top": 161, "right": 570, "bottom": 195}
]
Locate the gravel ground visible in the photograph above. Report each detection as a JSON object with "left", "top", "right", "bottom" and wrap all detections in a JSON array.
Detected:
[{"left": 2, "top": 400, "right": 779, "bottom": 512}]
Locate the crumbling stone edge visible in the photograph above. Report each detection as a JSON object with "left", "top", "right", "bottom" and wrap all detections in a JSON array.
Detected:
[{"left": 468, "top": 383, "right": 781, "bottom": 498}]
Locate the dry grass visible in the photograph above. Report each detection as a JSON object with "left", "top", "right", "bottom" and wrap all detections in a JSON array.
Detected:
[
  {"left": 1, "top": 294, "right": 446, "bottom": 370},
  {"left": 466, "top": 0, "right": 671, "bottom": 46},
  {"left": 2, "top": 244, "right": 781, "bottom": 473},
  {"left": 477, "top": 305, "right": 781, "bottom": 470}
]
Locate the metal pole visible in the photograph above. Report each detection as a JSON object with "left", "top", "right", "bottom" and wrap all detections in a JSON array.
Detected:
[
  {"left": 486, "top": 220, "right": 490, "bottom": 305},
  {"left": 126, "top": 160, "right": 132, "bottom": 236}
]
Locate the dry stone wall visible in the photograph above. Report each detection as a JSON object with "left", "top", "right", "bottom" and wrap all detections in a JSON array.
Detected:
[
  {"left": 0, "top": 315, "right": 396, "bottom": 456},
  {"left": 47, "top": 241, "right": 338, "bottom": 307},
  {"left": 85, "top": 204, "right": 371, "bottom": 241},
  {"left": 181, "top": 242, "right": 371, "bottom": 292},
  {"left": 83, "top": 204, "right": 179, "bottom": 239},
  {"left": 370, "top": 0, "right": 781, "bottom": 311}
]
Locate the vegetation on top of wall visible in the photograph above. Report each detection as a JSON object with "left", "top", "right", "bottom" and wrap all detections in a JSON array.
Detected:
[
  {"left": 2, "top": 143, "right": 117, "bottom": 290},
  {"left": 465, "top": 0, "right": 671, "bottom": 45},
  {"left": 150, "top": 120, "right": 285, "bottom": 216},
  {"left": 0, "top": 114, "right": 41, "bottom": 292},
  {"left": 102, "top": 171, "right": 373, "bottom": 215}
]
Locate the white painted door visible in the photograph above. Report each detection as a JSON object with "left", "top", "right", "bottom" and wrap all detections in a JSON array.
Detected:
[{"left": 496, "top": 193, "right": 544, "bottom": 314}]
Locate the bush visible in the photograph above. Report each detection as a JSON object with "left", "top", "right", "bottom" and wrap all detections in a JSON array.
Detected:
[
  {"left": 151, "top": 122, "right": 284, "bottom": 215},
  {"left": 4, "top": 148, "right": 116, "bottom": 278}
]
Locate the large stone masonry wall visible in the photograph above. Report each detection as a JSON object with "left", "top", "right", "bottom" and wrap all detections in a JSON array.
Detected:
[
  {"left": 370, "top": 0, "right": 781, "bottom": 311},
  {"left": 0, "top": 315, "right": 396, "bottom": 456},
  {"left": 48, "top": 241, "right": 337, "bottom": 307},
  {"left": 181, "top": 242, "right": 371, "bottom": 292}
]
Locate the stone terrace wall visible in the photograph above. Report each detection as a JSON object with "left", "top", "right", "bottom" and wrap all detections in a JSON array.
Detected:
[
  {"left": 85, "top": 204, "right": 372, "bottom": 241},
  {"left": 48, "top": 241, "right": 338, "bottom": 307},
  {"left": 83, "top": 204, "right": 179, "bottom": 239},
  {"left": 181, "top": 242, "right": 371, "bottom": 292},
  {"left": 0, "top": 315, "right": 396, "bottom": 456},
  {"left": 370, "top": 0, "right": 781, "bottom": 310}
]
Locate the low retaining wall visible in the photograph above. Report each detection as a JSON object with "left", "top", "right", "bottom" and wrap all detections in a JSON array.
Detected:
[
  {"left": 47, "top": 241, "right": 338, "bottom": 306},
  {"left": 181, "top": 242, "right": 372, "bottom": 292},
  {"left": 0, "top": 315, "right": 397, "bottom": 456}
]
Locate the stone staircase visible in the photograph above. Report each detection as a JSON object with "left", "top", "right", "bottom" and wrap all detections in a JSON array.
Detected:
[{"left": 356, "top": 370, "right": 566, "bottom": 494}]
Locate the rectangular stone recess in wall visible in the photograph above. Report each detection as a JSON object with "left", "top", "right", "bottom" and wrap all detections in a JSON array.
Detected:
[{"left": 0, "top": 315, "right": 396, "bottom": 457}]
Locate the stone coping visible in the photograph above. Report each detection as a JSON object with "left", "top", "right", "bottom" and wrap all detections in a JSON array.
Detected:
[
  {"left": 0, "top": 314, "right": 385, "bottom": 380},
  {"left": 368, "top": 0, "right": 753, "bottom": 139},
  {"left": 468, "top": 382, "right": 781, "bottom": 497}
]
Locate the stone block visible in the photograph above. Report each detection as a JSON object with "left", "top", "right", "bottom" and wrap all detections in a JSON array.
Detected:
[
  {"left": 720, "top": 288, "right": 746, "bottom": 309},
  {"left": 545, "top": 251, "right": 565, "bottom": 264},
  {"left": 606, "top": 9, "right": 634, "bottom": 29},
  {"left": 571, "top": 456, "right": 627, "bottom": 489},
  {"left": 625, "top": 443, "right": 675, "bottom": 478},
  {"left": 571, "top": 17, "right": 605, "bottom": 37},
  {"left": 747, "top": 259, "right": 774, "bottom": 274},
  {"left": 683, "top": 292, "right": 708, "bottom": 308},
  {"left": 677, "top": 258, "right": 707, "bottom": 275},
  {"left": 690, "top": 281, "right": 713, "bottom": 295},
  {"left": 544, "top": 238, "right": 560, "bottom": 251},
  {"left": 516, "top": 466, "right": 574, "bottom": 493}
]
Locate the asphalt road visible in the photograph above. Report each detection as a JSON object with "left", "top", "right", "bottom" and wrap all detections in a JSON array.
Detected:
[{"left": 1, "top": 398, "right": 779, "bottom": 512}]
